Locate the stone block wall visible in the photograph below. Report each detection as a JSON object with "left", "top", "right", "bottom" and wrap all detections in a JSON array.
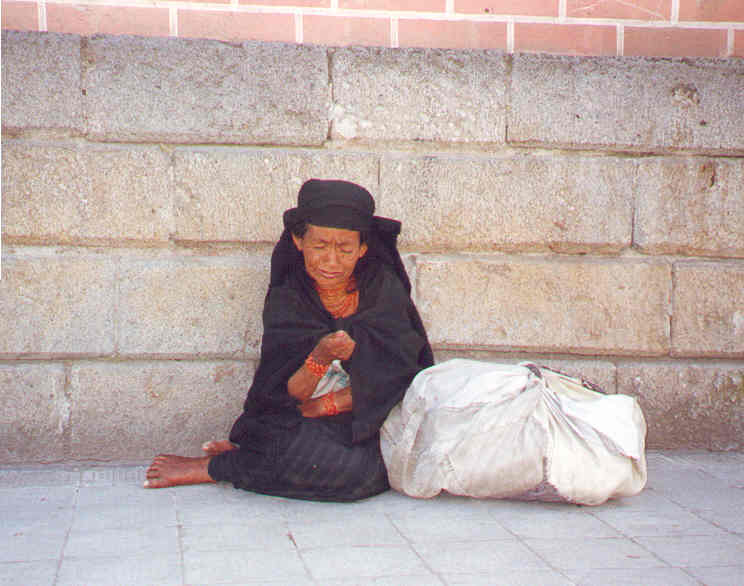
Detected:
[{"left": 1, "top": 31, "right": 743, "bottom": 463}]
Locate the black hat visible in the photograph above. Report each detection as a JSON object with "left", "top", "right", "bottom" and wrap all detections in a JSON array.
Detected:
[
  {"left": 283, "top": 179, "right": 375, "bottom": 233},
  {"left": 271, "top": 178, "right": 408, "bottom": 292}
]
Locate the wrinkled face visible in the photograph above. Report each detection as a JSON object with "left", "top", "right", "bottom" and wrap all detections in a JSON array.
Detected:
[{"left": 292, "top": 224, "right": 368, "bottom": 288}]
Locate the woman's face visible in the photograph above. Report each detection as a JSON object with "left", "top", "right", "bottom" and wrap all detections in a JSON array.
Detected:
[{"left": 292, "top": 224, "right": 368, "bottom": 288}]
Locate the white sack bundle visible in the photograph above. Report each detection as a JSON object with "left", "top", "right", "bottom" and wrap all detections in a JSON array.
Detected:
[{"left": 381, "top": 359, "right": 647, "bottom": 506}]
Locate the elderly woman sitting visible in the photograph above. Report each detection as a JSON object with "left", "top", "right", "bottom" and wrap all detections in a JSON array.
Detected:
[
  {"left": 146, "top": 179, "right": 647, "bottom": 506},
  {"left": 145, "top": 179, "right": 433, "bottom": 501}
]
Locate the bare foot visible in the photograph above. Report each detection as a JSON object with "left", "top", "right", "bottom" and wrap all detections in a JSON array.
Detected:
[
  {"left": 201, "top": 440, "right": 237, "bottom": 456},
  {"left": 144, "top": 454, "right": 215, "bottom": 489}
]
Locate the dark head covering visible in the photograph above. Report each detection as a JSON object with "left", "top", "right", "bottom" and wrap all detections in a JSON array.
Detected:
[
  {"left": 270, "top": 179, "right": 411, "bottom": 293},
  {"left": 283, "top": 179, "right": 375, "bottom": 233}
]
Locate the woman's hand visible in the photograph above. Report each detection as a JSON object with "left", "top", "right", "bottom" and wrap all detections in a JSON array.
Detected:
[
  {"left": 298, "top": 396, "right": 328, "bottom": 418},
  {"left": 299, "top": 387, "right": 352, "bottom": 418},
  {"left": 312, "top": 330, "right": 355, "bottom": 364},
  {"left": 288, "top": 333, "right": 354, "bottom": 403}
]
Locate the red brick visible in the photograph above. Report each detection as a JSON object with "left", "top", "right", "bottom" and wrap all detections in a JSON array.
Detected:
[
  {"left": 515, "top": 23, "right": 617, "bottom": 56},
  {"left": 456, "top": 0, "right": 557, "bottom": 16},
  {"left": 624, "top": 27, "right": 728, "bottom": 57},
  {"left": 178, "top": 10, "right": 295, "bottom": 43},
  {"left": 399, "top": 18, "right": 506, "bottom": 49},
  {"left": 340, "top": 0, "right": 445, "bottom": 10},
  {"left": 237, "top": 0, "right": 328, "bottom": 5},
  {"left": 1, "top": 1, "right": 38, "bottom": 31},
  {"left": 161, "top": 0, "right": 229, "bottom": 4},
  {"left": 679, "top": 0, "right": 744, "bottom": 22},
  {"left": 736, "top": 30, "right": 744, "bottom": 57},
  {"left": 567, "top": 0, "right": 672, "bottom": 20},
  {"left": 46, "top": 5, "right": 169, "bottom": 37},
  {"left": 303, "top": 15, "right": 389, "bottom": 47}
]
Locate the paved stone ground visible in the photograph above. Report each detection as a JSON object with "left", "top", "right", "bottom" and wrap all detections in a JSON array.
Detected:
[{"left": 1, "top": 451, "right": 743, "bottom": 585}]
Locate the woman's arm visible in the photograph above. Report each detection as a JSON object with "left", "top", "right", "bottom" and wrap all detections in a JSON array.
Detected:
[
  {"left": 287, "top": 357, "right": 324, "bottom": 402},
  {"left": 287, "top": 330, "right": 356, "bottom": 402}
]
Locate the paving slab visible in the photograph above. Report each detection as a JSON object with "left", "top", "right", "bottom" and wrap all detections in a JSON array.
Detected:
[
  {"left": 414, "top": 540, "right": 549, "bottom": 574},
  {"left": 496, "top": 509, "right": 623, "bottom": 539},
  {"left": 0, "top": 560, "right": 58, "bottom": 586},
  {"left": 390, "top": 514, "right": 512, "bottom": 543},
  {"left": 523, "top": 537, "right": 662, "bottom": 571},
  {"left": 183, "top": 549, "right": 309, "bottom": 584},
  {"left": 591, "top": 507, "right": 729, "bottom": 538},
  {"left": 1, "top": 452, "right": 743, "bottom": 585},
  {"left": 302, "top": 545, "right": 430, "bottom": 581},
  {"left": 0, "top": 527, "right": 68, "bottom": 564},
  {"left": 696, "top": 509, "right": 744, "bottom": 536},
  {"left": 324, "top": 577, "right": 445, "bottom": 586},
  {"left": 176, "top": 498, "right": 282, "bottom": 527},
  {"left": 56, "top": 553, "right": 183, "bottom": 586},
  {"left": 289, "top": 516, "right": 407, "bottom": 548},
  {"left": 635, "top": 534, "right": 744, "bottom": 568},
  {"left": 63, "top": 525, "right": 180, "bottom": 559},
  {"left": 565, "top": 567, "right": 700, "bottom": 586},
  {"left": 444, "top": 571, "right": 573, "bottom": 586},
  {"left": 70, "top": 500, "right": 178, "bottom": 533},
  {"left": 687, "top": 566, "right": 744, "bottom": 586},
  {"left": 180, "top": 520, "right": 296, "bottom": 554}
]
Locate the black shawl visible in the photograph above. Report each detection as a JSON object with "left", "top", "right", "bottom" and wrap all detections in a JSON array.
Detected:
[{"left": 229, "top": 221, "right": 433, "bottom": 446}]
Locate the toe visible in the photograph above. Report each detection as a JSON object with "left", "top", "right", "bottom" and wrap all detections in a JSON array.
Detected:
[{"left": 144, "top": 478, "right": 166, "bottom": 489}]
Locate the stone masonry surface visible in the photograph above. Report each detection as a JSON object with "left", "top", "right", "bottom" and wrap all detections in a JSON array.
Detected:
[
  {"left": 672, "top": 262, "right": 744, "bottom": 357},
  {"left": 82, "top": 35, "right": 330, "bottom": 145},
  {"left": 416, "top": 257, "right": 671, "bottom": 355},
  {"left": 69, "top": 361, "right": 253, "bottom": 460},
  {"left": 0, "top": 32, "right": 83, "bottom": 133},
  {"left": 3, "top": 142, "right": 173, "bottom": 244},
  {"left": 634, "top": 157, "right": 744, "bottom": 257},
  {"left": 173, "top": 149, "right": 380, "bottom": 243},
  {"left": 0, "top": 253, "right": 117, "bottom": 357},
  {"left": 331, "top": 47, "right": 508, "bottom": 143},
  {"left": 380, "top": 153, "right": 634, "bottom": 253},
  {"left": 1, "top": 30, "right": 742, "bottom": 461},
  {"left": 618, "top": 364, "right": 744, "bottom": 451},
  {"left": 509, "top": 55, "right": 744, "bottom": 154}
]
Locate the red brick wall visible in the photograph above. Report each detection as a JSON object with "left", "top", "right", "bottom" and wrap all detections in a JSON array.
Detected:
[{"left": 2, "top": 0, "right": 743, "bottom": 57}]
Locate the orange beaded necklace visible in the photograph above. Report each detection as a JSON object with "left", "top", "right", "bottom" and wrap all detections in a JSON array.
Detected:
[{"left": 315, "top": 276, "right": 359, "bottom": 318}]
